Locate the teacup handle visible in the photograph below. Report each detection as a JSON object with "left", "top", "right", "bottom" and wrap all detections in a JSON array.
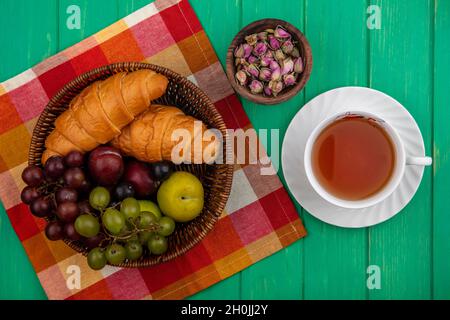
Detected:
[{"left": 406, "top": 156, "right": 432, "bottom": 166}]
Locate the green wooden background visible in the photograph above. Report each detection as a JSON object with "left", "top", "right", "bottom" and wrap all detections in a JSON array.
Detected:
[{"left": 0, "top": 0, "right": 449, "bottom": 300}]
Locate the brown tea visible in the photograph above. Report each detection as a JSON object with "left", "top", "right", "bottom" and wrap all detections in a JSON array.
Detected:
[{"left": 311, "top": 116, "right": 396, "bottom": 200}]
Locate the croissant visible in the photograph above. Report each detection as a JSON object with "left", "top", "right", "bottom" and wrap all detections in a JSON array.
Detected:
[
  {"left": 42, "top": 70, "right": 168, "bottom": 164},
  {"left": 111, "top": 105, "right": 220, "bottom": 163}
]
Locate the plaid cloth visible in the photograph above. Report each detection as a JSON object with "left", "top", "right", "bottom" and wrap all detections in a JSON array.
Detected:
[{"left": 0, "top": 0, "right": 306, "bottom": 299}]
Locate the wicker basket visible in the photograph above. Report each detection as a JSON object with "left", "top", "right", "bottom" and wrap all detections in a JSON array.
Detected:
[{"left": 29, "top": 62, "right": 234, "bottom": 267}]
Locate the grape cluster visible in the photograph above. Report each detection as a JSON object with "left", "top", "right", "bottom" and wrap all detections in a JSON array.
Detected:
[{"left": 21, "top": 149, "right": 176, "bottom": 270}]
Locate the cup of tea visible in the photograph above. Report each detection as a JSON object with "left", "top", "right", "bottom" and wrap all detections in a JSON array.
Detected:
[{"left": 304, "top": 111, "right": 432, "bottom": 209}]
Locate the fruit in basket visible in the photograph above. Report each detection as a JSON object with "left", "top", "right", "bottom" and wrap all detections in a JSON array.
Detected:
[
  {"left": 138, "top": 200, "right": 162, "bottom": 220},
  {"left": 157, "top": 172, "right": 204, "bottom": 222},
  {"left": 22, "top": 165, "right": 44, "bottom": 187},
  {"left": 44, "top": 156, "right": 65, "bottom": 180},
  {"left": 64, "top": 222, "right": 82, "bottom": 241},
  {"left": 55, "top": 187, "right": 78, "bottom": 204},
  {"left": 30, "top": 197, "right": 52, "bottom": 217},
  {"left": 102, "top": 208, "right": 126, "bottom": 235},
  {"left": 20, "top": 186, "right": 40, "bottom": 205},
  {"left": 114, "top": 182, "right": 135, "bottom": 200},
  {"left": 111, "top": 105, "right": 220, "bottom": 164},
  {"left": 138, "top": 211, "right": 158, "bottom": 228},
  {"left": 88, "top": 146, "right": 124, "bottom": 186},
  {"left": 64, "top": 150, "right": 84, "bottom": 167},
  {"left": 157, "top": 216, "right": 176, "bottom": 236},
  {"left": 84, "top": 233, "right": 106, "bottom": 250},
  {"left": 87, "top": 248, "right": 107, "bottom": 270},
  {"left": 105, "top": 244, "right": 126, "bottom": 265},
  {"left": 147, "top": 234, "right": 168, "bottom": 255},
  {"left": 41, "top": 70, "right": 169, "bottom": 164},
  {"left": 120, "top": 197, "right": 140, "bottom": 220},
  {"left": 56, "top": 202, "right": 79, "bottom": 222},
  {"left": 64, "top": 167, "right": 86, "bottom": 189},
  {"left": 125, "top": 240, "right": 143, "bottom": 261},
  {"left": 123, "top": 160, "right": 156, "bottom": 198},
  {"left": 89, "top": 186, "right": 111, "bottom": 210},
  {"left": 75, "top": 214, "right": 100, "bottom": 238},
  {"left": 45, "top": 221, "right": 64, "bottom": 241},
  {"left": 151, "top": 161, "right": 174, "bottom": 181}
]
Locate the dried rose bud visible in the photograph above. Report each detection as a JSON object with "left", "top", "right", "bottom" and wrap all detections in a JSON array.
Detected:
[
  {"left": 268, "top": 35, "right": 280, "bottom": 50},
  {"left": 243, "top": 44, "right": 253, "bottom": 58},
  {"left": 245, "top": 34, "right": 258, "bottom": 46},
  {"left": 269, "top": 60, "right": 280, "bottom": 71},
  {"left": 235, "top": 70, "right": 247, "bottom": 86},
  {"left": 264, "top": 50, "right": 274, "bottom": 58},
  {"left": 283, "top": 72, "right": 296, "bottom": 86},
  {"left": 281, "top": 39, "right": 294, "bottom": 54},
  {"left": 259, "top": 68, "right": 272, "bottom": 81},
  {"left": 253, "top": 42, "right": 268, "bottom": 56},
  {"left": 271, "top": 67, "right": 281, "bottom": 81},
  {"left": 235, "top": 57, "right": 247, "bottom": 66},
  {"left": 257, "top": 31, "right": 268, "bottom": 41},
  {"left": 281, "top": 58, "right": 294, "bottom": 75},
  {"left": 264, "top": 85, "right": 272, "bottom": 96},
  {"left": 291, "top": 47, "right": 300, "bottom": 58},
  {"left": 294, "top": 57, "right": 304, "bottom": 73},
  {"left": 246, "top": 64, "right": 259, "bottom": 78},
  {"left": 274, "top": 49, "right": 286, "bottom": 62},
  {"left": 248, "top": 55, "right": 259, "bottom": 64},
  {"left": 260, "top": 56, "right": 273, "bottom": 67},
  {"left": 274, "top": 25, "right": 291, "bottom": 39},
  {"left": 249, "top": 80, "right": 263, "bottom": 94},
  {"left": 269, "top": 80, "right": 284, "bottom": 96},
  {"left": 234, "top": 44, "right": 244, "bottom": 58},
  {"left": 265, "top": 28, "right": 275, "bottom": 34}
]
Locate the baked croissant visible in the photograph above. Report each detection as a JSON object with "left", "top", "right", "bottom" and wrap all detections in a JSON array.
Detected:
[
  {"left": 42, "top": 70, "right": 168, "bottom": 164},
  {"left": 111, "top": 105, "right": 220, "bottom": 163}
]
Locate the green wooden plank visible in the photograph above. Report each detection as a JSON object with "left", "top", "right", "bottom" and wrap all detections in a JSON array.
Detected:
[
  {"left": 59, "top": 0, "right": 118, "bottom": 50},
  {"left": 302, "top": 0, "right": 369, "bottom": 300},
  {"left": 240, "top": 0, "right": 305, "bottom": 300},
  {"left": 189, "top": 0, "right": 243, "bottom": 300},
  {"left": 0, "top": 0, "right": 60, "bottom": 299},
  {"left": 368, "top": 0, "right": 433, "bottom": 299},
  {"left": 432, "top": 0, "right": 450, "bottom": 300}
]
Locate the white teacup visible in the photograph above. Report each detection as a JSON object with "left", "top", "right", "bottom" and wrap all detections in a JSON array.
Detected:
[{"left": 304, "top": 111, "right": 432, "bottom": 209}]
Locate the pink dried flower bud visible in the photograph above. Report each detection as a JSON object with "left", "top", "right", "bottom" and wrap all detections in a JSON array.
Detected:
[
  {"left": 234, "top": 44, "right": 244, "bottom": 58},
  {"left": 235, "top": 57, "right": 247, "bottom": 66},
  {"left": 274, "top": 25, "right": 291, "bottom": 39},
  {"left": 260, "top": 56, "right": 273, "bottom": 67},
  {"left": 274, "top": 49, "right": 286, "bottom": 62},
  {"left": 257, "top": 31, "right": 268, "bottom": 41},
  {"left": 268, "top": 35, "right": 280, "bottom": 50},
  {"left": 246, "top": 64, "right": 260, "bottom": 78},
  {"left": 259, "top": 68, "right": 272, "bottom": 81},
  {"left": 265, "top": 28, "right": 275, "bottom": 34},
  {"left": 281, "top": 58, "right": 294, "bottom": 75},
  {"left": 243, "top": 44, "right": 252, "bottom": 58},
  {"left": 264, "top": 85, "right": 272, "bottom": 96},
  {"left": 245, "top": 34, "right": 258, "bottom": 46},
  {"left": 264, "top": 50, "right": 274, "bottom": 58},
  {"left": 248, "top": 55, "right": 259, "bottom": 64},
  {"left": 235, "top": 70, "right": 247, "bottom": 86},
  {"left": 269, "top": 80, "right": 284, "bottom": 96},
  {"left": 249, "top": 80, "right": 263, "bottom": 94},
  {"left": 294, "top": 57, "right": 304, "bottom": 73},
  {"left": 281, "top": 39, "right": 294, "bottom": 54},
  {"left": 271, "top": 68, "right": 281, "bottom": 81},
  {"left": 291, "top": 47, "right": 300, "bottom": 58},
  {"left": 253, "top": 42, "right": 268, "bottom": 56},
  {"left": 269, "top": 60, "right": 280, "bottom": 71},
  {"left": 283, "top": 72, "right": 296, "bottom": 86}
]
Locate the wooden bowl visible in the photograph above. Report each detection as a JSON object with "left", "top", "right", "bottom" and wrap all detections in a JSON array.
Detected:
[
  {"left": 226, "top": 18, "right": 313, "bottom": 105},
  {"left": 29, "top": 62, "right": 234, "bottom": 268}
]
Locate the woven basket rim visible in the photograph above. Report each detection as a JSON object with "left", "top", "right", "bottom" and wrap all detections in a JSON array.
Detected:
[{"left": 29, "top": 62, "right": 234, "bottom": 268}]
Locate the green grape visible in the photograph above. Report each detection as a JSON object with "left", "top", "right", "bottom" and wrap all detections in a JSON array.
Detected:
[
  {"left": 138, "top": 211, "right": 158, "bottom": 228},
  {"left": 89, "top": 187, "right": 110, "bottom": 210},
  {"left": 120, "top": 197, "right": 140, "bottom": 220},
  {"left": 105, "top": 244, "right": 126, "bottom": 265},
  {"left": 125, "top": 240, "right": 143, "bottom": 261},
  {"left": 87, "top": 247, "right": 107, "bottom": 270},
  {"left": 138, "top": 230, "right": 153, "bottom": 245},
  {"left": 157, "top": 216, "right": 176, "bottom": 236},
  {"left": 102, "top": 208, "right": 126, "bottom": 235},
  {"left": 75, "top": 214, "right": 100, "bottom": 238},
  {"left": 148, "top": 234, "right": 168, "bottom": 255}
]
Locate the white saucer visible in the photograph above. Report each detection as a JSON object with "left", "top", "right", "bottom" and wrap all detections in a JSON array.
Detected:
[{"left": 281, "top": 87, "right": 427, "bottom": 228}]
